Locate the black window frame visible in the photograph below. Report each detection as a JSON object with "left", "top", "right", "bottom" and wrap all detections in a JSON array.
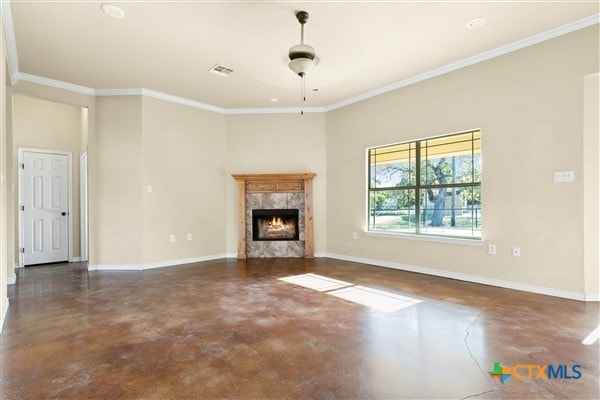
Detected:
[{"left": 367, "top": 129, "right": 482, "bottom": 240}]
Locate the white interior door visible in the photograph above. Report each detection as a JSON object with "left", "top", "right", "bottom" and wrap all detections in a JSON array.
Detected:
[{"left": 22, "top": 150, "right": 69, "bottom": 265}]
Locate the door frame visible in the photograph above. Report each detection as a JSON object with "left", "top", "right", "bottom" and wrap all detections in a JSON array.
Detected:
[
  {"left": 80, "top": 149, "right": 88, "bottom": 263},
  {"left": 18, "top": 148, "right": 73, "bottom": 267}
]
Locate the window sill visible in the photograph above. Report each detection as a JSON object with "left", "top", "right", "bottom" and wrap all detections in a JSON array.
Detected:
[{"left": 364, "top": 230, "right": 484, "bottom": 246}]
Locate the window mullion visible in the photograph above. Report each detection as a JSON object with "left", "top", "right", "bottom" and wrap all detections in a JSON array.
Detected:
[
  {"left": 471, "top": 132, "right": 475, "bottom": 236},
  {"left": 419, "top": 182, "right": 478, "bottom": 190},
  {"left": 369, "top": 150, "right": 375, "bottom": 229},
  {"left": 415, "top": 141, "right": 421, "bottom": 234}
]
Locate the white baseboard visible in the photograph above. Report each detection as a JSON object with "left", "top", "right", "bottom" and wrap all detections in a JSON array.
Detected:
[
  {"left": 585, "top": 293, "right": 600, "bottom": 302},
  {"left": 14, "top": 262, "right": 22, "bottom": 269},
  {"left": 88, "top": 254, "right": 227, "bottom": 271},
  {"left": 87, "top": 264, "right": 143, "bottom": 271},
  {"left": 1, "top": 298, "right": 9, "bottom": 332},
  {"left": 326, "top": 253, "right": 596, "bottom": 302},
  {"left": 82, "top": 251, "right": 598, "bottom": 302},
  {"left": 7, "top": 275, "right": 16, "bottom": 285}
]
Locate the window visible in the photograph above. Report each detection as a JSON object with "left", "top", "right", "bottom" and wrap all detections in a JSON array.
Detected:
[{"left": 368, "top": 130, "right": 481, "bottom": 239}]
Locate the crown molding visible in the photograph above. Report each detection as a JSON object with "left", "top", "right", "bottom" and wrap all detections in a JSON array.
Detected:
[
  {"left": 226, "top": 107, "right": 325, "bottom": 115},
  {"left": 325, "top": 13, "right": 600, "bottom": 112},
  {"left": 18, "top": 72, "right": 95, "bottom": 96},
  {"left": 140, "top": 88, "right": 226, "bottom": 114},
  {"left": 5, "top": 8, "right": 599, "bottom": 115},
  {"left": 95, "top": 88, "right": 143, "bottom": 96}
]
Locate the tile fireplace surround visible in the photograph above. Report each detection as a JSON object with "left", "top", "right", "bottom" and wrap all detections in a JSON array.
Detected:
[{"left": 232, "top": 173, "right": 316, "bottom": 259}]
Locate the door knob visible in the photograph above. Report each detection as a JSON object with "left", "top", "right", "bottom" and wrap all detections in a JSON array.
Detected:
[{"left": 61, "top": 212, "right": 67, "bottom": 216}]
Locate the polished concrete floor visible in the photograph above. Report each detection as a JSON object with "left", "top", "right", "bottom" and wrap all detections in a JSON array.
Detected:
[{"left": 1, "top": 258, "right": 598, "bottom": 399}]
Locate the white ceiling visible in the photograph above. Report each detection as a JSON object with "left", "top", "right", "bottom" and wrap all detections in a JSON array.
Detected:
[{"left": 6, "top": 0, "right": 599, "bottom": 110}]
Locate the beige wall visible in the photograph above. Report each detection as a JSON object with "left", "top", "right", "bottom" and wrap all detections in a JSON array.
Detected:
[
  {"left": 225, "top": 113, "right": 327, "bottom": 256},
  {"left": 12, "top": 93, "right": 325, "bottom": 266},
  {"left": 12, "top": 94, "right": 83, "bottom": 263},
  {"left": 583, "top": 73, "right": 599, "bottom": 297},
  {"left": 95, "top": 96, "right": 144, "bottom": 265},
  {"left": 94, "top": 96, "right": 227, "bottom": 266},
  {"left": 326, "top": 26, "right": 599, "bottom": 293},
  {"left": 141, "top": 97, "right": 226, "bottom": 263}
]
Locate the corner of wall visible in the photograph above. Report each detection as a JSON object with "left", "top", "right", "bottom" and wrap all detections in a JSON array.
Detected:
[
  {"left": 583, "top": 73, "right": 599, "bottom": 297},
  {"left": 1, "top": 16, "right": 10, "bottom": 332}
]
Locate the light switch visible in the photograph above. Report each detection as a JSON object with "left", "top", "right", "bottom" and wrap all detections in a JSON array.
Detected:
[{"left": 554, "top": 171, "right": 574, "bottom": 182}]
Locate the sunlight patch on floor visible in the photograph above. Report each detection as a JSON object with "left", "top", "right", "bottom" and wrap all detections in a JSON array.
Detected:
[
  {"left": 582, "top": 325, "right": 599, "bottom": 345},
  {"left": 279, "top": 273, "right": 353, "bottom": 292},
  {"left": 279, "top": 273, "right": 421, "bottom": 312},
  {"left": 328, "top": 285, "right": 422, "bottom": 312}
]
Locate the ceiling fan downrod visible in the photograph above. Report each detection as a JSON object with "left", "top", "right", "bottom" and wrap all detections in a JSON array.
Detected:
[{"left": 288, "top": 10, "right": 318, "bottom": 116}]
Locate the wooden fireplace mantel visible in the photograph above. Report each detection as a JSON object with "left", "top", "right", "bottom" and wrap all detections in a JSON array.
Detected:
[{"left": 232, "top": 173, "right": 316, "bottom": 259}]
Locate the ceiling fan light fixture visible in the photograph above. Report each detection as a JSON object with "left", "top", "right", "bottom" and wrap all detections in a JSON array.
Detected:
[
  {"left": 289, "top": 56, "right": 318, "bottom": 76},
  {"left": 288, "top": 43, "right": 318, "bottom": 76},
  {"left": 289, "top": 44, "right": 316, "bottom": 61}
]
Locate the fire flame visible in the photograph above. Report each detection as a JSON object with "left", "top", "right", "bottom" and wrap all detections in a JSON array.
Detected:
[
  {"left": 268, "top": 217, "right": 286, "bottom": 230},
  {"left": 258, "top": 215, "right": 297, "bottom": 239}
]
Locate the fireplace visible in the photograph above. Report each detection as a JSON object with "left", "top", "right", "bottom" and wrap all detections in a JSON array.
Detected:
[
  {"left": 232, "top": 173, "right": 316, "bottom": 258},
  {"left": 252, "top": 209, "right": 299, "bottom": 241}
]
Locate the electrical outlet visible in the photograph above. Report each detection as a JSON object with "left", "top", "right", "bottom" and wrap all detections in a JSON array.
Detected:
[
  {"left": 170, "top": 234, "right": 176, "bottom": 243},
  {"left": 146, "top": 185, "right": 153, "bottom": 193},
  {"left": 512, "top": 247, "right": 521, "bottom": 257},
  {"left": 187, "top": 233, "right": 193, "bottom": 241},
  {"left": 488, "top": 244, "right": 496, "bottom": 255},
  {"left": 352, "top": 232, "right": 358, "bottom": 240}
]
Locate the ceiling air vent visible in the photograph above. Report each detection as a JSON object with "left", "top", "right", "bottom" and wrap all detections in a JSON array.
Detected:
[{"left": 209, "top": 64, "right": 234, "bottom": 77}]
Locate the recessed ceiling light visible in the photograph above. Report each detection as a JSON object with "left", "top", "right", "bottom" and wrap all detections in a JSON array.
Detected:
[
  {"left": 101, "top": 4, "right": 125, "bottom": 19},
  {"left": 270, "top": 98, "right": 279, "bottom": 103},
  {"left": 466, "top": 17, "right": 486, "bottom": 30}
]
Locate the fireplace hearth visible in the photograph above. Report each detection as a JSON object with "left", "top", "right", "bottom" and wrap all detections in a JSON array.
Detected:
[{"left": 252, "top": 209, "right": 299, "bottom": 241}]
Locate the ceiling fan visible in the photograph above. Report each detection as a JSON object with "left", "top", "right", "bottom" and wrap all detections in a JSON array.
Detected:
[{"left": 288, "top": 11, "right": 319, "bottom": 115}]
